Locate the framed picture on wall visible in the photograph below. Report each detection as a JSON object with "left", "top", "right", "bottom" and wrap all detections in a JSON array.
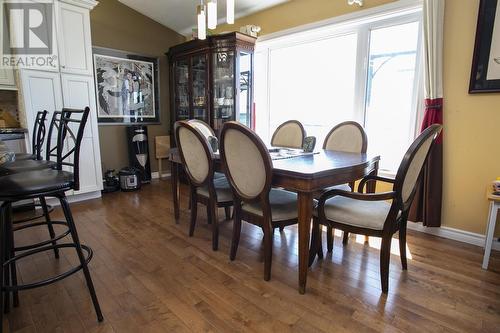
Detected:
[
  {"left": 93, "top": 47, "right": 161, "bottom": 124},
  {"left": 469, "top": 0, "right": 500, "bottom": 93}
]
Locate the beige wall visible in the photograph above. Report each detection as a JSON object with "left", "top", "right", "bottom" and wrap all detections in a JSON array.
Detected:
[
  {"left": 90, "top": 0, "right": 184, "bottom": 173},
  {"left": 216, "top": 0, "right": 500, "bottom": 236}
]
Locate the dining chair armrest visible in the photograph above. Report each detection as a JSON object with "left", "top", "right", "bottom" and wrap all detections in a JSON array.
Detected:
[
  {"left": 318, "top": 188, "right": 397, "bottom": 209},
  {"left": 357, "top": 175, "right": 395, "bottom": 193}
]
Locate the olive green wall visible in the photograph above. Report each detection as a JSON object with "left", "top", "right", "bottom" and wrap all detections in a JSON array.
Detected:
[{"left": 90, "top": 0, "right": 185, "bottom": 174}]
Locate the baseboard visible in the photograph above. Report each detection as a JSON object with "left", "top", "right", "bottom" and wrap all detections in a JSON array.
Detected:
[
  {"left": 44, "top": 190, "right": 102, "bottom": 207},
  {"left": 151, "top": 171, "right": 171, "bottom": 179},
  {"left": 408, "top": 221, "right": 500, "bottom": 251}
]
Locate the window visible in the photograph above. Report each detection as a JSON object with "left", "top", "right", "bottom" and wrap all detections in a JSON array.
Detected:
[{"left": 255, "top": 3, "right": 423, "bottom": 173}]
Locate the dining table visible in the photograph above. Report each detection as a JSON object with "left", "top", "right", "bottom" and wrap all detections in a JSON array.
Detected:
[{"left": 168, "top": 147, "right": 380, "bottom": 294}]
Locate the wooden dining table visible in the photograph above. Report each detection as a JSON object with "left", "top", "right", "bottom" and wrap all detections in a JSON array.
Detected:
[{"left": 168, "top": 147, "right": 380, "bottom": 294}]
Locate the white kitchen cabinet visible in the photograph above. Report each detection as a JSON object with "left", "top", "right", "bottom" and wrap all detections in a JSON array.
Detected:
[
  {"left": 0, "top": 67, "right": 16, "bottom": 90},
  {"left": 18, "top": 0, "right": 102, "bottom": 201},
  {"left": 56, "top": 1, "right": 94, "bottom": 76},
  {"left": 61, "top": 73, "right": 103, "bottom": 193}
]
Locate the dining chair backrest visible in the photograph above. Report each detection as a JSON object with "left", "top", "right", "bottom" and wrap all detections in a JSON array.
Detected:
[
  {"left": 174, "top": 120, "right": 213, "bottom": 187},
  {"left": 271, "top": 120, "right": 305, "bottom": 149},
  {"left": 220, "top": 121, "right": 273, "bottom": 202},
  {"left": 32, "top": 110, "right": 48, "bottom": 160},
  {"left": 323, "top": 121, "right": 367, "bottom": 153},
  {"left": 394, "top": 124, "right": 442, "bottom": 211},
  {"left": 187, "top": 119, "right": 215, "bottom": 139}
]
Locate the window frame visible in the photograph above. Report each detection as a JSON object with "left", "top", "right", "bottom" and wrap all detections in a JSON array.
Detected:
[{"left": 254, "top": 0, "right": 424, "bottom": 175}]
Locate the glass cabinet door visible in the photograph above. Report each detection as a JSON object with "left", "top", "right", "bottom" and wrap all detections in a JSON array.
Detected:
[
  {"left": 212, "top": 51, "right": 235, "bottom": 131},
  {"left": 238, "top": 51, "right": 253, "bottom": 128},
  {"left": 175, "top": 59, "right": 189, "bottom": 120},
  {"left": 191, "top": 54, "right": 208, "bottom": 121}
]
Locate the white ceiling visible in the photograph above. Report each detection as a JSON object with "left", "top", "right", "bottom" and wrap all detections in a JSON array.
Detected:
[{"left": 118, "top": 0, "right": 289, "bottom": 35}]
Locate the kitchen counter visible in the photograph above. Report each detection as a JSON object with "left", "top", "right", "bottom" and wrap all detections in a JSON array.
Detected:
[
  {"left": 0, "top": 128, "right": 27, "bottom": 141},
  {"left": 0, "top": 128, "right": 28, "bottom": 134}
]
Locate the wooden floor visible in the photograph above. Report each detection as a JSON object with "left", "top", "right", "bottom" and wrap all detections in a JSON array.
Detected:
[{"left": 4, "top": 180, "right": 500, "bottom": 333}]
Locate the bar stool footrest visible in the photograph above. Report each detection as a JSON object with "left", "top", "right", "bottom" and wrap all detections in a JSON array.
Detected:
[
  {"left": 12, "top": 220, "right": 70, "bottom": 252},
  {"left": 13, "top": 203, "right": 54, "bottom": 224},
  {"left": 3, "top": 243, "right": 93, "bottom": 291}
]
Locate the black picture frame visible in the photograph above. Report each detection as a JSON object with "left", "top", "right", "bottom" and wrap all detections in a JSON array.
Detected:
[
  {"left": 469, "top": 0, "right": 500, "bottom": 93},
  {"left": 93, "top": 46, "right": 161, "bottom": 125}
]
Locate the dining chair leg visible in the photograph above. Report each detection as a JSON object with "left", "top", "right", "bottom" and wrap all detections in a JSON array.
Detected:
[
  {"left": 380, "top": 236, "right": 392, "bottom": 293},
  {"left": 279, "top": 226, "right": 284, "bottom": 232},
  {"left": 262, "top": 218, "right": 273, "bottom": 281},
  {"left": 224, "top": 206, "right": 231, "bottom": 220},
  {"left": 6, "top": 205, "right": 18, "bottom": 309},
  {"left": 58, "top": 195, "right": 103, "bottom": 322},
  {"left": 326, "top": 226, "right": 333, "bottom": 252},
  {"left": 210, "top": 200, "right": 219, "bottom": 251},
  {"left": 230, "top": 204, "right": 242, "bottom": 261},
  {"left": 189, "top": 189, "right": 197, "bottom": 237},
  {"left": 3, "top": 205, "right": 12, "bottom": 314},
  {"left": 399, "top": 220, "right": 408, "bottom": 270},
  {"left": 40, "top": 196, "right": 59, "bottom": 259},
  {"left": 206, "top": 204, "right": 212, "bottom": 225},
  {"left": 342, "top": 232, "right": 349, "bottom": 245},
  {"left": 0, "top": 204, "right": 5, "bottom": 330}
]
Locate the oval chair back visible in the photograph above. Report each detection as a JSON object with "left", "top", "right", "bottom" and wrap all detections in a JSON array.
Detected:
[
  {"left": 394, "top": 124, "right": 442, "bottom": 213},
  {"left": 45, "top": 107, "right": 90, "bottom": 191},
  {"left": 174, "top": 120, "right": 214, "bottom": 188},
  {"left": 323, "top": 121, "right": 367, "bottom": 153},
  {"left": 270, "top": 120, "right": 305, "bottom": 149},
  {"left": 220, "top": 121, "right": 273, "bottom": 203},
  {"left": 187, "top": 119, "right": 215, "bottom": 139},
  {"left": 32, "top": 110, "right": 48, "bottom": 160}
]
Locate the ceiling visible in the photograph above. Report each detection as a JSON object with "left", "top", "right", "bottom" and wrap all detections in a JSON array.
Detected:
[{"left": 118, "top": 0, "right": 290, "bottom": 35}]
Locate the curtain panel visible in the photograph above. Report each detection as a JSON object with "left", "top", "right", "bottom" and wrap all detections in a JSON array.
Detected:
[{"left": 409, "top": 0, "right": 445, "bottom": 227}]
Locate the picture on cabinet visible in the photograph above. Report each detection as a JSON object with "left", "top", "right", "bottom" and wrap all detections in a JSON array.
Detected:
[{"left": 93, "top": 47, "right": 160, "bottom": 124}]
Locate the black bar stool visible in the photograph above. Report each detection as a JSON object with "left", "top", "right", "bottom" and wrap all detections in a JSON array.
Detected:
[
  {"left": 14, "top": 110, "right": 47, "bottom": 161},
  {"left": 0, "top": 107, "right": 103, "bottom": 330}
]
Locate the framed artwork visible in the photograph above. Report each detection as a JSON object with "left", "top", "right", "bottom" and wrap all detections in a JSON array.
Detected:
[
  {"left": 93, "top": 47, "right": 160, "bottom": 124},
  {"left": 469, "top": 0, "right": 500, "bottom": 93}
]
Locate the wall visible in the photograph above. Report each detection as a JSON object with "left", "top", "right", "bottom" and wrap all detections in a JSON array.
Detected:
[
  {"left": 216, "top": 0, "right": 500, "bottom": 236},
  {"left": 90, "top": 0, "right": 185, "bottom": 173}
]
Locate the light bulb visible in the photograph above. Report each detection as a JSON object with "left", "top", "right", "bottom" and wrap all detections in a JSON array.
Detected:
[
  {"left": 197, "top": 4, "right": 206, "bottom": 40},
  {"left": 207, "top": 0, "right": 217, "bottom": 30},
  {"left": 226, "top": 0, "right": 234, "bottom": 24}
]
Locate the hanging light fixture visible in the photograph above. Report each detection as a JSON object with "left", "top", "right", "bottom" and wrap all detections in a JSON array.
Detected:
[
  {"left": 207, "top": 0, "right": 217, "bottom": 29},
  {"left": 226, "top": 0, "right": 234, "bottom": 24},
  {"left": 197, "top": 2, "right": 206, "bottom": 40}
]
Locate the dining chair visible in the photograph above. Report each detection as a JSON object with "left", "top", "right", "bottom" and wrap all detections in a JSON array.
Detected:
[
  {"left": 322, "top": 121, "right": 368, "bottom": 249},
  {"left": 310, "top": 124, "right": 442, "bottom": 293},
  {"left": 270, "top": 120, "right": 306, "bottom": 149},
  {"left": 174, "top": 120, "right": 233, "bottom": 251},
  {"left": 220, "top": 121, "right": 299, "bottom": 281}
]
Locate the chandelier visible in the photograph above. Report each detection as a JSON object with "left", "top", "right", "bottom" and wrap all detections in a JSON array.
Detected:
[{"left": 197, "top": 0, "right": 235, "bottom": 40}]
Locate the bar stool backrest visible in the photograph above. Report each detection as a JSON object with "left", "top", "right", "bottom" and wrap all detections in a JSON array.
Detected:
[
  {"left": 46, "top": 107, "right": 90, "bottom": 191},
  {"left": 32, "top": 110, "right": 48, "bottom": 160}
]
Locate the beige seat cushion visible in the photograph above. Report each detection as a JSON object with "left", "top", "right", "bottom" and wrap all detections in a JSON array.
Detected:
[
  {"left": 242, "top": 188, "right": 298, "bottom": 221},
  {"left": 318, "top": 196, "right": 398, "bottom": 230},
  {"left": 197, "top": 177, "right": 233, "bottom": 203}
]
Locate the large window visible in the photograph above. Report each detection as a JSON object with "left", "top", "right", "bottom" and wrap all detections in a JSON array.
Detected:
[{"left": 255, "top": 3, "right": 423, "bottom": 173}]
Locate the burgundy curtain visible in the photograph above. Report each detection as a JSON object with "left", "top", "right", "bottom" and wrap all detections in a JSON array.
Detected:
[{"left": 409, "top": 98, "right": 443, "bottom": 227}]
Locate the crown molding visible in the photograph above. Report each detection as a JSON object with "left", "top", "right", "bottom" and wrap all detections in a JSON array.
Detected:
[{"left": 58, "top": 0, "right": 99, "bottom": 10}]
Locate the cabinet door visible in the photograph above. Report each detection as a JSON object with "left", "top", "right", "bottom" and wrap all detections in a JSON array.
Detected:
[
  {"left": 56, "top": 2, "right": 93, "bottom": 76},
  {"left": 174, "top": 58, "right": 190, "bottom": 121},
  {"left": 212, "top": 51, "right": 235, "bottom": 133},
  {"left": 191, "top": 54, "right": 209, "bottom": 122},
  {"left": 20, "top": 70, "right": 63, "bottom": 151},
  {"left": 0, "top": 67, "right": 16, "bottom": 89},
  {"left": 61, "top": 73, "right": 103, "bottom": 194}
]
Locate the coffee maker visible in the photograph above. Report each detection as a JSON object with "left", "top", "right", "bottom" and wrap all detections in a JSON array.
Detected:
[{"left": 126, "top": 126, "right": 151, "bottom": 182}]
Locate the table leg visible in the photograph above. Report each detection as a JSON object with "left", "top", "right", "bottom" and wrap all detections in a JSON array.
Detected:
[
  {"left": 170, "top": 160, "right": 180, "bottom": 223},
  {"left": 482, "top": 201, "right": 498, "bottom": 270},
  {"left": 298, "top": 191, "right": 313, "bottom": 294}
]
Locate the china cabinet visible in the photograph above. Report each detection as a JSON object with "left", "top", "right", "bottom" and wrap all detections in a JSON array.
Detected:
[{"left": 167, "top": 32, "right": 256, "bottom": 142}]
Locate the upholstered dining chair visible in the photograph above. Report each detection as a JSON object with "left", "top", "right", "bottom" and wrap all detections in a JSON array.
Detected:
[
  {"left": 309, "top": 124, "right": 442, "bottom": 293},
  {"left": 174, "top": 120, "right": 233, "bottom": 251},
  {"left": 220, "top": 121, "right": 299, "bottom": 281},
  {"left": 270, "top": 120, "right": 306, "bottom": 149},
  {"left": 322, "top": 121, "right": 368, "bottom": 250}
]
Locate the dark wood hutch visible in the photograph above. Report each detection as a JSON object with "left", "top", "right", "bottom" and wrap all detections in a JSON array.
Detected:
[{"left": 167, "top": 32, "right": 256, "bottom": 143}]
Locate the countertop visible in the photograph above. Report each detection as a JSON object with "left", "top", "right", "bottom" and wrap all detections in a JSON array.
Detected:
[{"left": 0, "top": 128, "right": 28, "bottom": 134}]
